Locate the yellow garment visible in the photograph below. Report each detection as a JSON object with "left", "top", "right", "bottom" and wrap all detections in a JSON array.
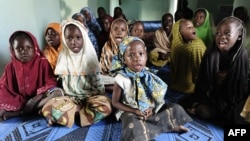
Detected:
[
  {"left": 240, "top": 96, "right": 250, "bottom": 122},
  {"left": 149, "top": 51, "right": 169, "bottom": 67},
  {"left": 43, "top": 23, "right": 63, "bottom": 72},
  {"left": 149, "top": 28, "right": 171, "bottom": 67},
  {"left": 170, "top": 20, "right": 206, "bottom": 94}
]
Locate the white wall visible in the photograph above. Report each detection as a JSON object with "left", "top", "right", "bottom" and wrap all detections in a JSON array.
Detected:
[{"left": 0, "top": 0, "right": 61, "bottom": 75}]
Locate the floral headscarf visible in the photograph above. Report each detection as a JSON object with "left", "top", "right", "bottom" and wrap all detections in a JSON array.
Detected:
[{"left": 112, "top": 36, "right": 167, "bottom": 113}]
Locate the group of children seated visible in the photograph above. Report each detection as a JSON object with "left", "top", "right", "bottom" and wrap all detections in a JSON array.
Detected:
[{"left": 1, "top": 5, "right": 250, "bottom": 141}]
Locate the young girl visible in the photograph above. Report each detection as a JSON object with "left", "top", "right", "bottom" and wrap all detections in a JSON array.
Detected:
[
  {"left": 41, "top": 19, "right": 112, "bottom": 128},
  {"left": 189, "top": 16, "right": 249, "bottom": 125},
  {"left": 111, "top": 36, "right": 192, "bottom": 141},
  {"left": 97, "top": 15, "right": 113, "bottom": 58},
  {"left": 100, "top": 18, "right": 128, "bottom": 76},
  {"left": 193, "top": 8, "right": 215, "bottom": 47},
  {"left": 129, "top": 20, "right": 154, "bottom": 52},
  {"left": 99, "top": 18, "right": 128, "bottom": 91},
  {"left": 169, "top": 19, "right": 206, "bottom": 104},
  {"left": 149, "top": 13, "right": 173, "bottom": 68},
  {"left": 0, "top": 31, "right": 62, "bottom": 121},
  {"left": 148, "top": 13, "right": 174, "bottom": 83},
  {"left": 80, "top": 7, "right": 101, "bottom": 38},
  {"left": 43, "top": 22, "right": 63, "bottom": 72},
  {"left": 72, "top": 12, "right": 99, "bottom": 58}
]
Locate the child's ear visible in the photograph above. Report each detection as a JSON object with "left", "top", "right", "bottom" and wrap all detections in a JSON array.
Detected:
[{"left": 238, "top": 35, "right": 242, "bottom": 40}]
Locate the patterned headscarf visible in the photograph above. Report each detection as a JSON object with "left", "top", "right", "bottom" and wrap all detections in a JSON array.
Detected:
[
  {"left": 99, "top": 18, "right": 128, "bottom": 76},
  {"left": 112, "top": 36, "right": 167, "bottom": 113}
]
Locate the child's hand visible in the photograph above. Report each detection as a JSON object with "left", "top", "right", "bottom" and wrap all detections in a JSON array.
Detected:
[
  {"left": 134, "top": 109, "right": 145, "bottom": 118},
  {"left": 23, "top": 95, "right": 43, "bottom": 114},
  {"left": 23, "top": 99, "right": 36, "bottom": 114},
  {"left": 143, "top": 108, "right": 153, "bottom": 118}
]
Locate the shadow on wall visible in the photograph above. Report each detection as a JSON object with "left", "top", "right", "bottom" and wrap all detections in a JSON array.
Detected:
[
  {"left": 0, "top": 53, "right": 10, "bottom": 76},
  {"left": 59, "top": 0, "right": 72, "bottom": 20}
]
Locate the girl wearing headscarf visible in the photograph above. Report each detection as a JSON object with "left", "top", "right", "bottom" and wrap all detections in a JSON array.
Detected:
[
  {"left": 169, "top": 19, "right": 206, "bottom": 105},
  {"left": 80, "top": 7, "right": 102, "bottom": 38},
  {"left": 0, "top": 31, "right": 62, "bottom": 121},
  {"left": 148, "top": 13, "right": 174, "bottom": 83},
  {"left": 43, "top": 22, "right": 63, "bottom": 72},
  {"left": 41, "top": 19, "right": 111, "bottom": 128},
  {"left": 193, "top": 8, "right": 215, "bottom": 47},
  {"left": 99, "top": 18, "right": 128, "bottom": 91},
  {"left": 111, "top": 36, "right": 192, "bottom": 141},
  {"left": 72, "top": 12, "right": 100, "bottom": 58},
  {"left": 189, "top": 16, "right": 249, "bottom": 125}
]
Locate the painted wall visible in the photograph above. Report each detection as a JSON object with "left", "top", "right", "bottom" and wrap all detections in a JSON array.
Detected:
[{"left": 0, "top": 0, "right": 61, "bottom": 75}]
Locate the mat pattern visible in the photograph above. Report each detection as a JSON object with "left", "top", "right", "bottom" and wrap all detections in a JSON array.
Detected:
[{"left": 0, "top": 114, "right": 223, "bottom": 141}]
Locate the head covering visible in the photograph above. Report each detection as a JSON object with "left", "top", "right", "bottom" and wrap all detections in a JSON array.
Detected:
[
  {"left": 43, "top": 22, "right": 63, "bottom": 71},
  {"left": 170, "top": 19, "right": 206, "bottom": 93},
  {"left": 193, "top": 8, "right": 214, "bottom": 47},
  {"left": 196, "top": 16, "right": 248, "bottom": 105},
  {"left": 80, "top": 7, "right": 102, "bottom": 34},
  {"left": 112, "top": 36, "right": 167, "bottom": 113},
  {"left": 99, "top": 18, "right": 128, "bottom": 76},
  {"left": 55, "top": 19, "right": 100, "bottom": 76},
  {"left": 0, "top": 31, "right": 57, "bottom": 111}
]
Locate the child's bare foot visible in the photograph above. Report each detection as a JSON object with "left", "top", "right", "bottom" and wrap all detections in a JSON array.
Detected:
[
  {"left": 2, "top": 111, "right": 20, "bottom": 121},
  {"left": 0, "top": 110, "right": 5, "bottom": 122},
  {"left": 170, "top": 125, "right": 189, "bottom": 133}
]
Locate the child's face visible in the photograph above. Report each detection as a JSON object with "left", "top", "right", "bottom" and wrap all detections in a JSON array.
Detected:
[
  {"left": 111, "top": 20, "right": 128, "bottom": 45},
  {"left": 180, "top": 20, "right": 196, "bottom": 41},
  {"left": 124, "top": 41, "right": 147, "bottom": 72},
  {"left": 103, "top": 18, "right": 111, "bottom": 32},
  {"left": 46, "top": 28, "right": 60, "bottom": 49},
  {"left": 215, "top": 21, "right": 241, "bottom": 52},
  {"left": 64, "top": 25, "right": 83, "bottom": 53},
  {"left": 75, "top": 15, "right": 85, "bottom": 26},
  {"left": 13, "top": 36, "right": 35, "bottom": 63},
  {"left": 131, "top": 23, "right": 144, "bottom": 39},
  {"left": 162, "top": 14, "right": 173, "bottom": 35},
  {"left": 83, "top": 10, "right": 91, "bottom": 23},
  {"left": 194, "top": 11, "right": 206, "bottom": 27}
]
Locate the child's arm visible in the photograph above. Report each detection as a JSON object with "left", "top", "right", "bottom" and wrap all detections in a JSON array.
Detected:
[{"left": 112, "top": 82, "right": 144, "bottom": 117}]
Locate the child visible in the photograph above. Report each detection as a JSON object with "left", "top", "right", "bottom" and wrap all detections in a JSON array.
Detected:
[
  {"left": 111, "top": 36, "right": 192, "bottom": 141},
  {"left": 72, "top": 12, "right": 99, "bottom": 58},
  {"left": 97, "top": 15, "right": 113, "bottom": 58},
  {"left": 41, "top": 19, "right": 112, "bottom": 128},
  {"left": 169, "top": 19, "right": 206, "bottom": 103},
  {"left": 193, "top": 8, "right": 215, "bottom": 47},
  {"left": 189, "top": 16, "right": 249, "bottom": 125},
  {"left": 99, "top": 18, "right": 128, "bottom": 91},
  {"left": 129, "top": 20, "right": 154, "bottom": 53},
  {"left": 148, "top": 13, "right": 174, "bottom": 83},
  {"left": 80, "top": 7, "right": 101, "bottom": 38},
  {"left": 0, "top": 31, "right": 62, "bottom": 121},
  {"left": 43, "top": 22, "right": 63, "bottom": 72}
]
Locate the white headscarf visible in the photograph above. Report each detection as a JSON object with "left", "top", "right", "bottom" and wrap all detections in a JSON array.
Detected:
[{"left": 55, "top": 19, "right": 100, "bottom": 76}]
